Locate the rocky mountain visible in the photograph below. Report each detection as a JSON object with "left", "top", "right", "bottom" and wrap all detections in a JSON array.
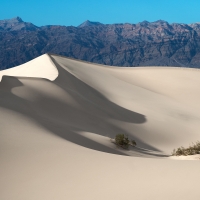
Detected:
[
  {"left": 1, "top": 17, "right": 200, "bottom": 70},
  {"left": 78, "top": 20, "right": 103, "bottom": 28},
  {"left": 0, "top": 17, "right": 38, "bottom": 31}
]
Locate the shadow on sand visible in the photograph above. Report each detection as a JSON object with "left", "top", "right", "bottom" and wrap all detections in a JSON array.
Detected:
[{"left": 0, "top": 57, "right": 165, "bottom": 157}]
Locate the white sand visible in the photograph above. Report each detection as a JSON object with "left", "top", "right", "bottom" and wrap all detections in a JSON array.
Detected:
[
  {"left": 0, "top": 54, "right": 200, "bottom": 200},
  {"left": 0, "top": 54, "right": 58, "bottom": 81}
]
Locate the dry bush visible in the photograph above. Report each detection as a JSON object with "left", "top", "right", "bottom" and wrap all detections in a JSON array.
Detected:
[
  {"left": 115, "top": 134, "right": 136, "bottom": 149},
  {"left": 172, "top": 141, "right": 200, "bottom": 156},
  {"left": 115, "top": 134, "right": 129, "bottom": 148}
]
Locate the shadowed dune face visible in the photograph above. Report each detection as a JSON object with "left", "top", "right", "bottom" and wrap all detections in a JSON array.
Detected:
[
  {"left": 0, "top": 74, "right": 146, "bottom": 156},
  {"left": 49, "top": 55, "right": 200, "bottom": 154}
]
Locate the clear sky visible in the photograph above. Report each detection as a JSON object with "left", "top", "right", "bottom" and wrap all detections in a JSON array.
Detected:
[{"left": 0, "top": 0, "right": 199, "bottom": 27}]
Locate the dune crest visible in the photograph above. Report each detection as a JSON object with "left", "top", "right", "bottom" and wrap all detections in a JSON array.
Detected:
[{"left": 0, "top": 54, "right": 58, "bottom": 81}]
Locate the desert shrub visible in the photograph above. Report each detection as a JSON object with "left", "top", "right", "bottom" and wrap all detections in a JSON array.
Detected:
[
  {"left": 115, "top": 134, "right": 130, "bottom": 148},
  {"left": 115, "top": 134, "right": 137, "bottom": 149},
  {"left": 172, "top": 141, "right": 200, "bottom": 156}
]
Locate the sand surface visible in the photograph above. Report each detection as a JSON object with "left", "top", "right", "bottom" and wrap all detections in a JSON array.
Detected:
[
  {"left": 0, "top": 54, "right": 200, "bottom": 200},
  {"left": 0, "top": 54, "right": 58, "bottom": 81}
]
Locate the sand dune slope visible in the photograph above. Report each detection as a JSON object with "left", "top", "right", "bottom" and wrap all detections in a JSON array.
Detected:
[
  {"left": 0, "top": 54, "right": 200, "bottom": 200},
  {"left": 0, "top": 54, "right": 58, "bottom": 81}
]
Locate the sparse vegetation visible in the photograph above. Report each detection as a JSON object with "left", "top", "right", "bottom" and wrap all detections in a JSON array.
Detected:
[
  {"left": 172, "top": 141, "right": 200, "bottom": 156},
  {"left": 115, "top": 134, "right": 129, "bottom": 148},
  {"left": 114, "top": 134, "right": 136, "bottom": 149}
]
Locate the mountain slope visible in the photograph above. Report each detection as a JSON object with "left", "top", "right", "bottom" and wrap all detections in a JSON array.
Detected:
[
  {"left": 0, "top": 16, "right": 38, "bottom": 31},
  {"left": 78, "top": 20, "right": 103, "bottom": 27},
  {"left": 1, "top": 17, "right": 200, "bottom": 69}
]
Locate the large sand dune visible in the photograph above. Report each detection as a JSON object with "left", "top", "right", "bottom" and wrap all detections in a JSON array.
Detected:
[{"left": 0, "top": 54, "right": 200, "bottom": 200}]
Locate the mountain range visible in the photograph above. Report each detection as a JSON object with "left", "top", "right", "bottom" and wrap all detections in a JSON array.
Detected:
[{"left": 1, "top": 17, "right": 200, "bottom": 70}]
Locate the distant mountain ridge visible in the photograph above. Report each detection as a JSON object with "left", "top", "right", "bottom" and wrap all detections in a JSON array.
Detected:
[
  {"left": 0, "top": 17, "right": 38, "bottom": 31},
  {"left": 78, "top": 20, "right": 103, "bottom": 27},
  {"left": 1, "top": 17, "right": 200, "bottom": 69}
]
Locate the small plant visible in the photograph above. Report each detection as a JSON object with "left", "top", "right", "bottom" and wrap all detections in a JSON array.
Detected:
[
  {"left": 172, "top": 141, "right": 200, "bottom": 156},
  {"left": 115, "top": 134, "right": 129, "bottom": 148},
  {"left": 114, "top": 134, "right": 137, "bottom": 149}
]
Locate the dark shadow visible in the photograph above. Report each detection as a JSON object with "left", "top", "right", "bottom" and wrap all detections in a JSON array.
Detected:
[
  {"left": 0, "top": 76, "right": 23, "bottom": 90},
  {"left": 51, "top": 55, "right": 146, "bottom": 124},
  {"left": 129, "top": 146, "right": 169, "bottom": 158},
  {"left": 0, "top": 56, "right": 165, "bottom": 157}
]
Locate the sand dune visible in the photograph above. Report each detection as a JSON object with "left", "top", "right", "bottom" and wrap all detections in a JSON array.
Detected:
[
  {"left": 0, "top": 54, "right": 58, "bottom": 81},
  {"left": 0, "top": 54, "right": 200, "bottom": 200}
]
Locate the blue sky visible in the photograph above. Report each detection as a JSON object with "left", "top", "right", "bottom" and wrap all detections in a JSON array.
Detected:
[{"left": 0, "top": 0, "right": 199, "bottom": 26}]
